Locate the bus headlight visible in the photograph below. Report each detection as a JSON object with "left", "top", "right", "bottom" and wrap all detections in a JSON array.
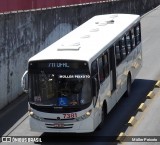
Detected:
[
  {"left": 76, "top": 109, "right": 92, "bottom": 121},
  {"left": 29, "top": 111, "right": 42, "bottom": 121}
]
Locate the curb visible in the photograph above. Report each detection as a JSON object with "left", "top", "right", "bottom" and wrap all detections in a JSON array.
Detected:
[{"left": 117, "top": 80, "right": 160, "bottom": 143}]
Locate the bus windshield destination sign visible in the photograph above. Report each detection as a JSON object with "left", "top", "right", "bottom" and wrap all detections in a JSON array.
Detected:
[
  {"left": 29, "top": 61, "right": 89, "bottom": 71},
  {"left": 48, "top": 63, "right": 69, "bottom": 68}
]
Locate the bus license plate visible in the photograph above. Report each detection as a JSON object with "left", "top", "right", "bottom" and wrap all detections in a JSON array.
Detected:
[{"left": 53, "top": 123, "right": 64, "bottom": 127}]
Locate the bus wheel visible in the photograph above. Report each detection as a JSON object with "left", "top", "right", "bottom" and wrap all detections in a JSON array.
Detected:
[
  {"left": 97, "top": 105, "right": 105, "bottom": 130},
  {"left": 125, "top": 74, "right": 131, "bottom": 97}
]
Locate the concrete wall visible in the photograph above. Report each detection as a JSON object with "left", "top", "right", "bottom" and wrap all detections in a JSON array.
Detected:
[{"left": 0, "top": 0, "right": 160, "bottom": 110}]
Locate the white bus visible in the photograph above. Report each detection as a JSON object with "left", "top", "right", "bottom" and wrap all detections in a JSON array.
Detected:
[{"left": 21, "top": 14, "right": 142, "bottom": 133}]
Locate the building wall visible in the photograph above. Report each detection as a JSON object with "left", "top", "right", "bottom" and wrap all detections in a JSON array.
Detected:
[{"left": 0, "top": 0, "right": 160, "bottom": 109}]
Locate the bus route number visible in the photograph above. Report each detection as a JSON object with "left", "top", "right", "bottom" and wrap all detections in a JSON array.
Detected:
[{"left": 63, "top": 113, "right": 77, "bottom": 119}]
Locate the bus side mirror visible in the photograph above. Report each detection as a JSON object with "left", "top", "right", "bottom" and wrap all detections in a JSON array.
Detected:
[
  {"left": 92, "top": 78, "right": 98, "bottom": 106},
  {"left": 21, "top": 71, "right": 28, "bottom": 93}
]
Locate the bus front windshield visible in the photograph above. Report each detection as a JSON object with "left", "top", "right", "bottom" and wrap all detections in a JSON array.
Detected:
[{"left": 29, "top": 72, "right": 92, "bottom": 107}]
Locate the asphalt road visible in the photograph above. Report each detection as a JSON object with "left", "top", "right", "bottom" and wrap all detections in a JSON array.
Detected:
[
  {"left": 1, "top": 5, "right": 160, "bottom": 145},
  {"left": 0, "top": 94, "right": 28, "bottom": 137}
]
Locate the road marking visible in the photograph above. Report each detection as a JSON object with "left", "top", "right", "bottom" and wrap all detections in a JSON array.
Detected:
[{"left": 142, "top": 37, "right": 150, "bottom": 44}]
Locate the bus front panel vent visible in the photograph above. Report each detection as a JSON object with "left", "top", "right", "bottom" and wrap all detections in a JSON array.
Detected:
[
  {"left": 106, "top": 20, "right": 114, "bottom": 24},
  {"left": 58, "top": 42, "right": 80, "bottom": 51},
  {"left": 90, "top": 28, "right": 99, "bottom": 32},
  {"left": 95, "top": 20, "right": 114, "bottom": 26}
]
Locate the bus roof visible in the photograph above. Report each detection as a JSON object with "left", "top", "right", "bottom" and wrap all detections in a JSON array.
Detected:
[{"left": 29, "top": 14, "right": 140, "bottom": 63}]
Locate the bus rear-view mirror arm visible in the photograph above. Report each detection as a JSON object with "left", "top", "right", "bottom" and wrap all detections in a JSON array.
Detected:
[{"left": 21, "top": 70, "right": 28, "bottom": 93}]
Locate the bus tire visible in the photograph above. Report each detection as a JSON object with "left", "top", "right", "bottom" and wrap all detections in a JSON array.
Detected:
[
  {"left": 125, "top": 74, "right": 131, "bottom": 97},
  {"left": 97, "top": 103, "right": 107, "bottom": 130}
]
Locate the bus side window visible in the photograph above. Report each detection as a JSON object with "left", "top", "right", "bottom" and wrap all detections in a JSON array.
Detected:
[
  {"left": 126, "top": 32, "right": 132, "bottom": 54},
  {"left": 98, "top": 57, "right": 105, "bottom": 83},
  {"left": 91, "top": 60, "right": 98, "bottom": 76},
  {"left": 120, "top": 36, "right": 127, "bottom": 59},
  {"left": 131, "top": 29, "right": 136, "bottom": 49},
  {"left": 134, "top": 23, "right": 141, "bottom": 45},
  {"left": 103, "top": 52, "right": 109, "bottom": 78},
  {"left": 115, "top": 42, "right": 122, "bottom": 66},
  {"left": 91, "top": 60, "right": 99, "bottom": 88}
]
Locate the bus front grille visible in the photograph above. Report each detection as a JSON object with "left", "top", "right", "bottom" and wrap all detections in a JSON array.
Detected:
[{"left": 45, "top": 123, "right": 73, "bottom": 129}]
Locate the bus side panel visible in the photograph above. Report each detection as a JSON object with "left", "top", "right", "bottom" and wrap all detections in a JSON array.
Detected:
[
  {"left": 130, "top": 44, "right": 142, "bottom": 80},
  {"left": 99, "top": 77, "right": 116, "bottom": 113},
  {"left": 116, "top": 60, "right": 128, "bottom": 102}
]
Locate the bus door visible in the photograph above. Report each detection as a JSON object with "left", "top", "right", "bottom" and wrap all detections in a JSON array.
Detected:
[{"left": 109, "top": 46, "right": 117, "bottom": 94}]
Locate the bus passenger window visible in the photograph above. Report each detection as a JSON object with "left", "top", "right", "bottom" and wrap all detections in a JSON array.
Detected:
[
  {"left": 135, "top": 23, "right": 141, "bottom": 45},
  {"left": 98, "top": 57, "right": 105, "bottom": 83},
  {"left": 131, "top": 29, "right": 136, "bottom": 49},
  {"left": 91, "top": 60, "right": 99, "bottom": 88},
  {"left": 126, "top": 33, "right": 132, "bottom": 54},
  {"left": 91, "top": 60, "right": 98, "bottom": 76},
  {"left": 120, "top": 36, "right": 127, "bottom": 59},
  {"left": 115, "top": 42, "right": 121, "bottom": 66},
  {"left": 103, "top": 52, "right": 109, "bottom": 78}
]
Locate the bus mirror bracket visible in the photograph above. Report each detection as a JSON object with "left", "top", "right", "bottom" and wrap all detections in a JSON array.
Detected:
[{"left": 21, "top": 70, "right": 28, "bottom": 93}]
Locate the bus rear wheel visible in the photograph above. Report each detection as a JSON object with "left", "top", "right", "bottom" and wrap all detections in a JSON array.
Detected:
[{"left": 125, "top": 74, "right": 131, "bottom": 97}]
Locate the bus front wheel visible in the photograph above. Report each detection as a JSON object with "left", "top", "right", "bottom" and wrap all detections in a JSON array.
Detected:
[{"left": 97, "top": 104, "right": 106, "bottom": 130}]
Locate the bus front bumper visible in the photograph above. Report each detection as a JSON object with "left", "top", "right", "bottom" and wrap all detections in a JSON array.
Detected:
[{"left": 29, "top": 115, "right": 95, "bottom": 133}]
